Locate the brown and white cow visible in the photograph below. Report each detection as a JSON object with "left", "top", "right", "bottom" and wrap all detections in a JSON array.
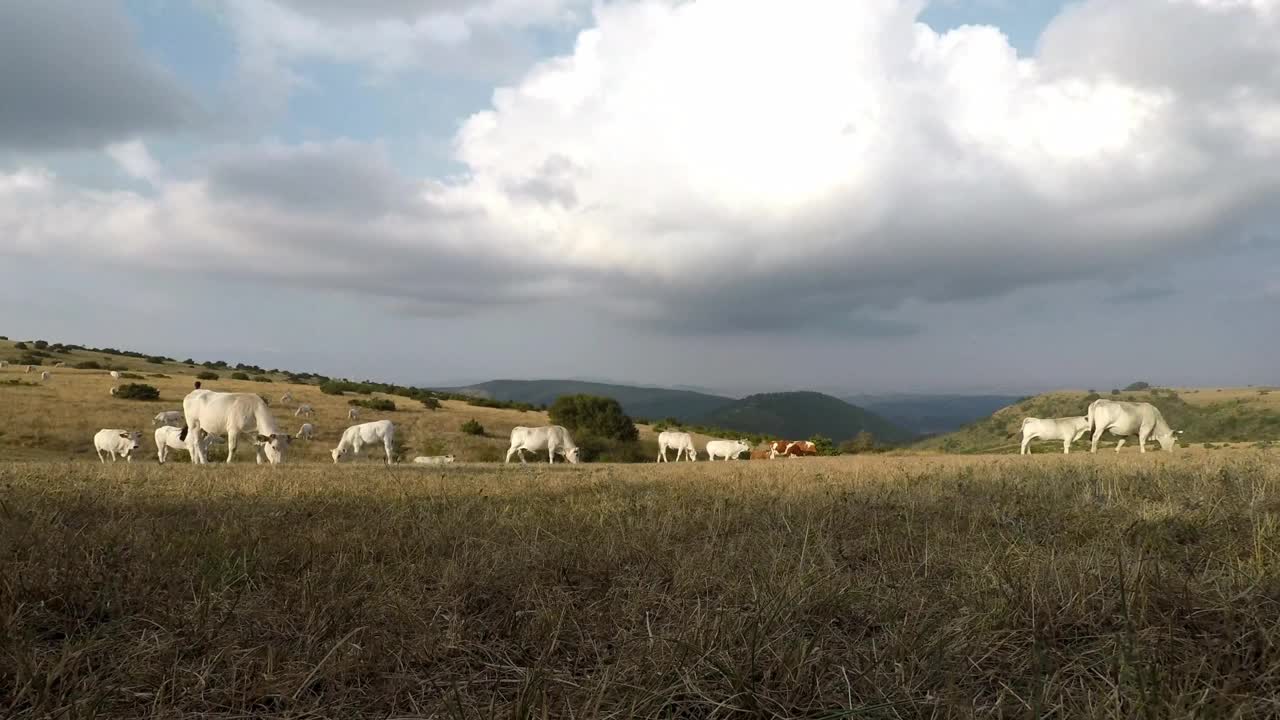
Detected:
[{"left": 769, "top": 440, "right": 818, "bottom": 458}]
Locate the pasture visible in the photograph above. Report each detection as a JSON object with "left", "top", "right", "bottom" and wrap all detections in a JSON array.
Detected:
[{"left": 5, "top": 454, "right": 1280, "bottom": 717}]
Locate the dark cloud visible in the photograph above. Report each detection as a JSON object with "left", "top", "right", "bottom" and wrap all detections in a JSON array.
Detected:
[
  {"left": 1105, "top": 285, "right": 1177, "bottom": 305},
  {"left": 0, "top": 1, "right": 195, "bottom": 150}
]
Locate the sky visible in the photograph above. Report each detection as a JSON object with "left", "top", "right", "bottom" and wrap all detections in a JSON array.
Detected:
[{"left": 1, "top": 0, "right": 1277, "bottom": 397}]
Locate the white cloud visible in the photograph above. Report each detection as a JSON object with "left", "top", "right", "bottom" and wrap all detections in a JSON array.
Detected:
[
  {"left": 3, "top": 0, "right": 1279, "bottom": 334},
  {"left": 106, "top": 140, "right": 164, "bottom": 185}
]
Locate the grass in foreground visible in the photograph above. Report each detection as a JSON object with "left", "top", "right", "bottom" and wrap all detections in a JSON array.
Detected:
[{"left": 3, "top": 454, "right": 1280, "bottom": 718}]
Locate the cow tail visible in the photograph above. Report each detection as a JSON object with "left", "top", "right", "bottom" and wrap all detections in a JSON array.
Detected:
[
  {"left": 1086, "top": 401, "right": 1095, "bottom": 434},
  {"left": 178, "top": 425, "right": 189, "bottom": 442}
]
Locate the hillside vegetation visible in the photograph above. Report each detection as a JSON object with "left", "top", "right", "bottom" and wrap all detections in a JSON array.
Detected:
[
  {"left": 920, "top": 388, "right": 1280, "bottom": 453},
  {"left": 6, "top": 454, "right": 1280, "bottom": 716},
  {"left": 446, "top": 379, "right": 735, "bottom": 422},
  {"left": 849, "top": 393, "right": 1023, "bottom": 436}
]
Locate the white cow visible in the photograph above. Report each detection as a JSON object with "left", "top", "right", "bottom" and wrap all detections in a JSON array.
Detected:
[
  {"left": 657, "top": 430, "right": 697, "bottom": 462},
  {"left": 94, "top": 429, "right": 142, "bottom": 463},
  {"left": 280, "top": 392, "right": 294, "bottom": 405},
  {"left": 505, "top": 425, "right": 581, "bottom": 464},
  {"left": 413, "top": 455, "right": 456, "bottom": 465},
  {"left": 154, "top": 410, "right": 184, "bottom": 427},
  {"left": 331, "top": 419, "right": 396, "bottom": 464},
  {"left": 1087, "top": 399, "right": 1179, "bottom": 453},
  {"left": 24, "top": 365, "right": 32, "bottom": 373},
  {"left": 109, "top": 386, "right": 119, "bottom": 396},
  {"left": 109, "top": 370, "right": 120, "bottom": 380},
  {"left": 295, "top": 403, "right": 314, "bottom": 418},
  {"left": 348, "top": 407, "right": 360, "bottom": 420},
  {"left": 1019, "top": 416, "right": 1090, "bottom": 455},
  {"left": 52, "top": 361, "right": 64, "bottom": 368},
  {"left": 706, "top": 439, "right": 752, "bottom": 461},
  {"left": 155, "top": 426, "right": 221, "bottom": 464},
  {"left": 40, "top": 371, "right": 50, "bottom": 381},
  {"left": 296, "top": 422, "right": 315, "bottom": 440},
  {"left": 181, "top": 389, "right": 290, "bottom": 464}
]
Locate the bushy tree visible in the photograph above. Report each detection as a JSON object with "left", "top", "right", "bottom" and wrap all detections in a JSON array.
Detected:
[
  {"left": 115, "top": 383, "right": 160, "bottom": 401},
  {"left": 809, "top": 434, "right": 836, "bottom": 456},
  {"left": 549, "top": 394, "right": 638, "bottom": 442},
  {"left": 197, "top": 371, "right": 219, "bottom": 380},
  {"left": 839, "top": 431, "right": 879, "bottom": 455},
  {"left": 1125, "top": 381, "right": 1151, "bottom": 391},
  {"left": 230, "top": 372, "right": 250, "bottom": 380},
  {"left": 461, "top": 419, "right": 486, "bottom": 436}
]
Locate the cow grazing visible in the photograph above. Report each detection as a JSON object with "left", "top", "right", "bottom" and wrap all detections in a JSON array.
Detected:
[
  {"left": 1018, "top": 416, "right": 1090, "bottom": 455},
  {"left": 657, "top": 431, "right": 697, "bottom": 462},
  {"left": 296, "top": 423, "right": 315, "bottom": 440},
  {"left": 109, "top": 370, "right": 120, "bottom": 380},
  {"left": 413, "top": 455, "right": 456, "bottom": 465},
  {"left": 109, "top": 386, "right": 119, "bottom": 396},
  {"left": 1087, "top": 399, "right": 1179, "bottom": 453},
  {"left": 40, "top": 371, "right": 50, "bottom": 381},
  {"left": 348, "top": 407, "right": 360, "bottom": 421},
  {"left": 94, "top": 429, "right": 142, "bottom": 463},
  {"left": 155, "top": 426, "right": 220, "bottom": 464},
  {"left": 24, "top": 365, "right": 32, "bottom": 373},
  {"left": 331, "top": 420, "right": 396, "bottom": 464},
  {"left": 706, "top": 439, "right": 752, "bottom": 461},
  {"left": 180, "top": 389, "right": 290, "bottom": 464},
  {"left": 280, "top": 392, "right": 294, "bottom": 405},
  {"left": 295, "top": 403, "right": 314, "bottom": 418},
  {"left": 154, "top": 410, "right": 183, "bottom": 427},
  {"left": 505, "top": 426, "right": 581, "bottom": 464}
]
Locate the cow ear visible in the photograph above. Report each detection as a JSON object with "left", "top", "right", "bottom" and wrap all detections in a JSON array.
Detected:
[
  {"left": 256, "top": 434, "right": 270, "bottom": 443},
  {"left": 119, "top": 432, "right": 129, "bottom": 438}
]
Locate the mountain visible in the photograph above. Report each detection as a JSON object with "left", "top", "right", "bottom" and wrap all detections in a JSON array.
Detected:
[
  {"left": 698, "top": 391, "right": 914, "bottom": 443},
  {"left": 439, "top": 379, "right": 735, "bottom": 422},
  {"left": 847, "top": 393, "right": 1024, "bottom": 436}
]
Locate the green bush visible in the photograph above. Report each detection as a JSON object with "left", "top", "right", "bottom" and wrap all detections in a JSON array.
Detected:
[
  {"left": 1110, "top": 389, "right": 1121, "bottom": 395},
  {"left": 118, "top": 372, "right": 144, "bottom": 380},
  {"left": 196, "top": 371, "right": 219, "bottom": 380},
  {"left": 146, "top": 356, "right": 167, "bottom": 364},
  {"left": 421, "top": 397, "right": 441, "bottom": 410},
  {"left": 549, "top": 394, "right": 638, "bottom": 442},
  {"left": 114, "top": 383, "right": 160, "bottom": 401},
  {"left": 573, "top": 434, "right": 652, "bottom": 463},
  {"left": 13, "top": 342, "right": 26, "bottom": 349},
  {"left": 251, "top": 375, "right": 273, "bottom": 383},
  {"left": 349, "top": 397, "right": 396, "bottom": 412},
  {"left": 150, "top": 373, "right": 170, "bottom": 379},
  {"left": 230, "top": 372, "right": 250, "bottom": 380},
  {"left": 17, "top": 356, "right": 42, "bottom": 366},
  {"left": 460, "top": 419, "right": 486, "bottom": 436},
  {"left": 33, "top": 340, "right": 48, "bottom": 350},
  {"left": 73, "top": 361, "right": 102, "bottom": 370},
  {"left": 1125, "top": 381, "right": 1151, "bottom": 391}
]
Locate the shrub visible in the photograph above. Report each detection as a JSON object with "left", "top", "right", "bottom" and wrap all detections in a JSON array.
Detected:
[
  {"left": 809, "top": 434, "right": 836, "bottom": 456},
  {"left": 146, "top": 356, "right": 167, "bottom": 364},
  {"left": 33, "top": 340, "right": 48, "bottom": 350},
  {"left": 73, "top": 361, "right": 102, "bottom": 370},
  {"left": 461, "top": 419, "right": 486, "bottom": 436},
  {"left": 118, "top": 372, "right": 144, "bottom": 380},
  {"left": 1110, "top": 389, "right": 1121, "bottom": 396},
  {"left": 1125, "top": 381, "right": 1151, "bottom": 391},
  {"left": 421, "top": 397, "right": 441, "bottom": 410},
  {"left": 251, "top": 375, "right": 273, "bottom": 383},
  {"left": 549, "top": 394, "right": 639, "bottom": 442},
  {"left": 574, "top": 434, "right": 652, "bottom": 463},
  {"left": 839, "top": 431, "right": 880, "bottom": 455},
  {"left": 182, "top": 358, "right": 195, "bottom": 365},
  {"left": 13, "top": 342, "right": 26, "bottom": 349},
  {"left": 196, "top": 371, "right": 219, "bottom": 381},
  {"left": 230, "top": 372, "right": 250, "bottom": 380},
  {"left": 349, "top": 397, "right": 396, "bottom": 412},
  {"left": 0, "top": 335, "right": 6, "bottom": 340},
  {"left": 114, "top": 383, "right": 160, "bottom": 401},
  {"left": 150, "top": 373, "right": 170, "bottom": 379},
  {"left": 17, "top": 356, "right": 41, "bottom": 366}
]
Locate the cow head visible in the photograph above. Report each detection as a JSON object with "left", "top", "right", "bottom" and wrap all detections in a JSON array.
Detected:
[
  {"left": 563, "top": 446, "right": 582, "bottom": 464},
  {"left": 1156, "top": 428, "right": 1180, "bottom": 452},
  {"left": 255, "top": 433, "right": 290, "bottom": 464},
  {"left": 331, "top": 445, "right": 348, "bottom": 463},
  {"left": 445, "top": 454, "right": 455, "bottom": 462},
  {"left": 120, "top": 431, "right": 142, "bottom": 455}
]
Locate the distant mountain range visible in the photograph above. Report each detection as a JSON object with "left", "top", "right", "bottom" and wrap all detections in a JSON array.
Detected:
[
  {"left": 442, "top": 379, "right": 928, "bottom": 443},
  {"left": 845, "top": 393, "right": 1024, "bottom": 437}
]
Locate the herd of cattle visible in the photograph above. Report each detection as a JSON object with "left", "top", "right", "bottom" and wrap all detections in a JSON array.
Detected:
[{"left": 27, "top": 366, "right": 1187, "bottom": 464}]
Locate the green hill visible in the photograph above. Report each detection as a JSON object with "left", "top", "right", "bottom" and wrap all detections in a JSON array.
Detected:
[
  {"left": 439, "top": 379, "right": 735, "bottom": 422},
  {"left": 918, "top": 389, "right": 1280, "bottom": 453},
  {"left": 847, "top": 393, "right": 1023, "bottom": 436},
  {"left": 698, "top": 391, "right": 913, "bottom": 443}
]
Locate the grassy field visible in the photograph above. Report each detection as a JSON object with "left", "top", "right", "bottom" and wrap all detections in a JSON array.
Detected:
[{"left": 4, "top": 454, "right": 1280, "bottom": 717}]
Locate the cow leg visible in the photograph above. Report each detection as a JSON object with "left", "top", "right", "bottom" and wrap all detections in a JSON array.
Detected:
[
  {"left": 1021, "top": 434, "right": 1031, "bottom": 455},
  {"left": 1115, "top": 438, "right": 1126, "bottom": 453},
  {"left": 1139, "top": 428, "right": 1149, "bottom": 454},
  {"left": 504, "top": 445, "right": 517, "bottom": 463},
  {"left": 97, "top": 448, "right": 106, "bottom": 463},
  {"left": 1063, "top": 438, "right": 1071, "bottom": 454},
  {"left": 1090, "top": 428, "right": 1104, "bottom": 453},
  {"left": 548, "top": 442, "right": 556, "bottom": 464},
  {"left": 384, "top": 439, "right": 394, "bottom": 464},
  {"left": 225, "top": 433, "right": 239, "bottom": 463},
  {"left": 657, "top": 445, "right": 665, "bottom": 463}
]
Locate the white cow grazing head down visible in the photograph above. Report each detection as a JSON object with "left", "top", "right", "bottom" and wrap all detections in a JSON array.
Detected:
[
  {"left": 331, "top": 419, "right": 396, "bottom": 464},
  {"left": 1087, "top": 399, "right": 1179, "bottom": 453},
  {"left": 40, "top": 371, "right": 50, "bottom": 381},
  {"left": 181, "top": 389, "right": 290, "bottom": 464},
  {"left": 296, "top": 422, "right": 315, "bottom": 440},
  {"left": 505, "top": 426, "right": 581, "bottom": 464}
]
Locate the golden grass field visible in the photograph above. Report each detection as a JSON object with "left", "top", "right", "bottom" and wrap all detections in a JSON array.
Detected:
[{"left": 4, "top": 341, "right": 1280, "bottom": 716}]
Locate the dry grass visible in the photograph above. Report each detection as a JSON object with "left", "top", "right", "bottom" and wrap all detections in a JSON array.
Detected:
[{"left": 4, "top": 454, "right": 1280, "bottom": 718}]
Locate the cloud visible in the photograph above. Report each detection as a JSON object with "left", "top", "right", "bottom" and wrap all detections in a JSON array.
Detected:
[
  {"left": 1104, "top": 285, "right": 1178, "bottom": 304},
  {"left": 2, "top": 0, "right": 1279, "bottom": 336},
  {"left": 0, "top": 1, "right": 195, "bottom": 151},
  {"left": 106, "top": 140, "right": 164, "bottom": 185}
]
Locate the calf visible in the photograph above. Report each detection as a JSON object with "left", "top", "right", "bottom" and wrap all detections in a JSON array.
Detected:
[
  {"left": 109, "top": 386, "right": 119, "bottom": 396},
  {"left": 706, "top": 439, "right": 751, "bottom": 461},
  {"left": 332, "top": 420, "right": 396, "bottom": 464},
  {"left": 413, "top": 455, "right": 456, "bottom": 465},
  {"left": 296, "top": 423, "right": 315, "bottom": 440},
  {"left": 295, "top": 403, "right": 314, "bottom": 417},
  {"left": 109, "top": 371, "right": 120, "bottom": 380},
  {"left": 94, "top": 429, "right": 143, "bottom": 463},
  {"left": 348, "top": 407, "right": 360, "bottom": 421},
  {"left": 1018, "top": 416, "right": 1090, "bottom": 454},
  {"left": 155, "top": 426, "right": 220, "bottom": 464},
  {"left": 40, "top": 371, "right": 50, "bottom": 381},
  {"left": 154, "top": 410, "right": 184, "bottom": 427}
]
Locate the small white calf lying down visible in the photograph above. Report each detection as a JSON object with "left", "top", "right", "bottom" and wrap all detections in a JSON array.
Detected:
[
  {"left": 413, "top": 455, "right": 455, "bottom": 465},
  {"left": 52, "top": 361, "right": 65, "bottom": 367},
  {"left": 1087, "top": 399, "right": 1180, "bottom": 453},
  {"left": 154, "top": 410, "right": 184, "bottom": 427},
  {"left": 296, "top": 423, "right": 315, "bottom": 440},
  {"left": 94, "top": 429, "right": 143, "bottom": 463},
  {"left": 348, "top": 407, "right": 360, "bottom": 420},
  {"left": 505, "top": 425, "right": 581, "bottom": 464},
  {"left": 181, "top": 389, "right": 290, "bottom": 464},
  {"left": 1018, "top": 416, "right": 1091, "bottom": 455},
  {"left": 332, "top": 419, "right": 396, "bottom": 464},
  {"left": 155, "top": 426, "right": 222, "bottom": 464},
  {"left": 295, "top": 403, "right": 314, "bottom": 417},
  {"left": 705, "top": 439, "right": 752, "bottom": 461},
  {"left": 657, "top": 430, "right": 697, "bottom": 462},
  {"left": 40, "top": 371, "right": 50, "bottom": 381}
]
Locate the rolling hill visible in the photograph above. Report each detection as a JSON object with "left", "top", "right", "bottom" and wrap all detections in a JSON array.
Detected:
[
  {"left": 847, "top": 393, "right": 1024, "bottom": 436},
  {"left": 697, "top": 391, "right": 914, "bottom": 443},
  {"left": 440, "top": 379, "right": 736, "bottom": 422}
]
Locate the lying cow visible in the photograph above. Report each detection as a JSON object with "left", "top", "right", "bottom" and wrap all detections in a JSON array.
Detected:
[
  {"left": 769, "top": 440, "right": 817, "bottom": 458},
  {"left": 505, "top": 425, "right": 581, "bottom": 464},
  {"left": 154, "top": 410, "right": 184, "bottom": 427},
  {"left": 332, "top": 419, "right": 397, "bottom": 464},
  {"left": 657, "top": 430, "right": 697, "bottom": 462},
  {"left": 181, "top": 389, "right": 290, "bottom": 464},
  {"left": 706, "top": 439, "right": 751, "bottom": 461},
  {"left": 413, "top": 455, "right": 456, "bottom": 465},
  {"left": 155, "top": 425, "right": 221, "bottom": 464},
  {"left": 94, "top": 429, "right": 142, "bottom": 463},
  {"left": 1087, "top": 399, "right": 1180, "bottom": 453},
  {"left": 1018, "top": 416, "right": 1090, "bottom": 454}
]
